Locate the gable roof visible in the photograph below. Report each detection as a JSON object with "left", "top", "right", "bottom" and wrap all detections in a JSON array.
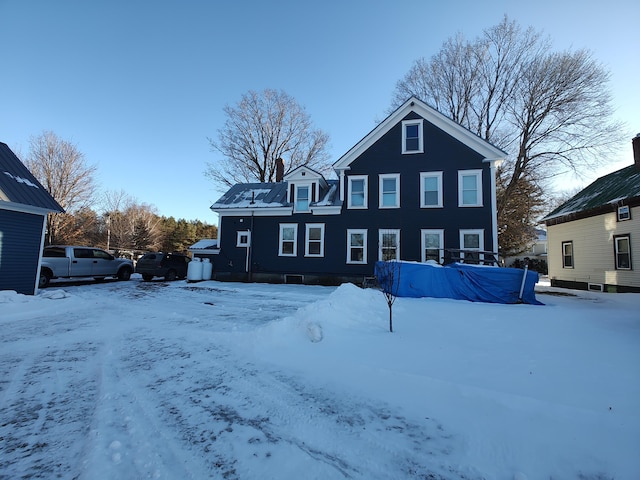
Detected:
[
  {"left": 543, "top": 164, "right": 640, "bottom": 224},
  {"left": 0, "top": 142, "right": 64, "bottom": 213},
  {"left": 333, "top": 96, "right": 507, "bottom": 170}
]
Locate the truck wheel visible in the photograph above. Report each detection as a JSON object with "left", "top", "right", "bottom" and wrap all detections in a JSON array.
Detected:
[
  {"left": 164, "top": 269, "right": 177, "bottom": 281},
  {"left": 39, "top": 271, "right": 51, "bottom": 288},
  {"left": 118, "top": 268, "right": 132, "bottom": 281},
  {"left": 142, "top": 274, "right": 153, "bottom": 281}
]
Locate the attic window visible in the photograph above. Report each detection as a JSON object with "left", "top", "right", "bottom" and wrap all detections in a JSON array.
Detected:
[
  {"left": 402, "top": 119, "right": 423, "bottom": 154},
  {"left": 618, "top": 205, "right": 630, "bottom": 221}
]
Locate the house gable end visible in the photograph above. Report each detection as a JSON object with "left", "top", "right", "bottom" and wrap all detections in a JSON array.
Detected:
[{"left": 333, "top": 97, "right": 506, "bottom": 172}]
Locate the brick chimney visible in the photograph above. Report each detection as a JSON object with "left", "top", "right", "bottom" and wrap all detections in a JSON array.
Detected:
[
  {"left": 275, "top": 157, "right": 285, "bottom": 182},
  {"left": 633, "top": 134, "right": 640, "bottom": 170}
]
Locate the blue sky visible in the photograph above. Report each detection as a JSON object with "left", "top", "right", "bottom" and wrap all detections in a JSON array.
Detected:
[{"left": 1, "top": 0, "right": 638, "bottom": 223}]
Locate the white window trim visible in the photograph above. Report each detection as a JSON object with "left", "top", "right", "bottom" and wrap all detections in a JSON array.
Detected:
[
  {"left": 421, "top": 229, "right": 444, "bottom": 263},
  {"left": 236, "top": 230, "right": 251, "bottom": 247},
  {"left": 458, "top": 170, "right": 483, "bottom": 207},
  {"left": 459, "top": 229, "right": 484, "bottom": 263},
  {"left": 346, "top": 229, "right": 367, "bottom": 264},
  {"left": 305, "top": 223, "right": 325, "bottom": 257},
  {"left": 614, "top": 235, "right": 631, "bottom": 270},
  {"left": 562, "top": 240, "right": 574, "bottom": 269},
  {"left": 278, "top": 223, "right": 298, "bottom": 257},
  {"left": 402, "top": 119, "right": 424, "bottom": 154},
  {"left": 379, "top": 173, "right": 400, "bottom": 209},
  {"left": 420, "top": 172, "right": 443, "bottom": 208},
  {"left": 618, "top": 205, "right": 630, "bottom": 221},
  {"left": 294, "top": 184, "right": 311, "bottom": 212},
  {"left": 347, "top": 175, "right": 368, "bottom": 209},
  {"left": 378, "top": 229, "right": 401, "bottom": 261}
]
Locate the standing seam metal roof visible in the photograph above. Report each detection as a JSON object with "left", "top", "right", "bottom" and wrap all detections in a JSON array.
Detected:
[{"left": 0, "top": 142, "right": 64, "bottom": 213}]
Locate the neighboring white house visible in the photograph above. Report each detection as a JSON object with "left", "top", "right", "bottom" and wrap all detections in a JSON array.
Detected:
[{"left": 542, "top": 135, "right": 640, "bottom": 293}]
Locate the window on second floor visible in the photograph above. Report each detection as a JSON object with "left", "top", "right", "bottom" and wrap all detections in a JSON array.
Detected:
[
  {"left": 618, "top": 205, "right": 631, "bottom": 221},
  {"left": 279, "top": 224, "right": 298, "bottom": 256},
  {"left": 614, "top": 235, "right": 631, "bottom": 270},
  {"left": 458, "top": 170, "right": 483, "bottom": 207},
  {"left": 402, "top": 119, "right": 423, "bottom": 154},
  {"left": 305, "top": 224, "right": 325, "bottom": 257},
  {"left": 562, "top": 241, "right": 574, "bottom": 268},
  {"left": 379, "top": 174, "right": 400, "bottom": 209},
  {"left": 420, "top": 172, "right": 443, "bottom": 208},
  {"left": 379, "top": 229, "right": 400, "bottom": 261},
  {"left": 348, "top": 175, "right": 368, "bottom": 209}
]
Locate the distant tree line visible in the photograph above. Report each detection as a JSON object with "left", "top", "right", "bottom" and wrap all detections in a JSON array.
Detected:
[
  {"left": 49, "top": 207, "right": 217, "bottom": 256},
  {"left": 24, "top": 131, "right": 216, "bottom": 255}
]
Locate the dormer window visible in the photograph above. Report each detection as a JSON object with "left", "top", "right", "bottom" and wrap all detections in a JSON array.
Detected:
[
  {"left": 402, "top": 119, "right": 423, "bottom": 154},
  {"left": 295, "top": 185, "right": 310, "bottom": 212}
]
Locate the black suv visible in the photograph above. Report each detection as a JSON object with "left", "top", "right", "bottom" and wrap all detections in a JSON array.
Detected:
[{"left": 136, "top": 252, "right": 190, "bottom": 281}]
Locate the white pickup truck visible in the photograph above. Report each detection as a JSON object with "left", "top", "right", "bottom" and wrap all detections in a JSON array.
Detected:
[{"left": 39, "top": 245, "right": 134, "bottom": 288}]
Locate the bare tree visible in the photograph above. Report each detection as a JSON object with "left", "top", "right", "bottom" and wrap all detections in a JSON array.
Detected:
[
  {"left": 101, "top": 190, "right": 163, "bottom": 253},
  {"left": 25, "top": 131, "right": 97, "bottom": 244},
  {"left": 375, "top": 260, "right": 402, "bottom": 333},
  {"left": 205, "top": 89, "right": 332, "bottom": 188},
  {"left": 391, "top": 16, "right": 625, "bottom": 254}
]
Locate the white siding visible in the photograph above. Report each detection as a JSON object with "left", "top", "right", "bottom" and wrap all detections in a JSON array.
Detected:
[{"left": 547, "top": 206, "right": 640, "bottom": 288}]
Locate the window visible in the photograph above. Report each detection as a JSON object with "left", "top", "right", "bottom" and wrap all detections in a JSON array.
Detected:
[
  {"left": 459, "top": 229, "right": 484, "bottom": 263},
  {"left": 618, "top": 205, "right": 630, "bottom": 221},
  {"left": 379, "top": 174, "right": 400, "bottom": 208},
  {"left": 379, "top": 229, "right": 400, "bottom": 261},
  {"left": 421, "top": 229, "right": 444, "bottom": 263},
  {"left": 305, "top": 224, "right": 325, "bottom": 257},
  {"left": 279, "top": 224, "right": 298, "bottom": 256},
  {"left": 420, "top": 172, "right": 443, "bottom": 208},
  {"left": 614, "top": 235, "right": 631, "bottom": 270},
  {"left": 402, "top": 119, "right": 423, "bottom": 154},
  {"left": 347, "top": 229, "right": 367, "bottom": 264},
  {"left": 562, "top": 241, "right": 573, "bottom": 268},
  {"left": 458, "top": 170, "right": 483, "bottom": 207},
  {"left": 295, "top": 185, "right": 310, "bottom": 212},
  {"left": 237, "top": 230, "right": 251, "bottom": 247},
  {"left": 348, "top": 175, "right": 368, "bottom": 209}
]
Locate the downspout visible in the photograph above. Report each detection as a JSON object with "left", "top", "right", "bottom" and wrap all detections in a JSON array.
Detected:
[
  {"left": 486, "top": 157, "right": 503, "bottom": 264},
  {"left": 248, "top": 211, "right": 254, "bottom": 281}
]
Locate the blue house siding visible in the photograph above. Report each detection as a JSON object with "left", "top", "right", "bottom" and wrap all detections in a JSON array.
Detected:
[
  {"left": 0, "top": 209, "right": 45, "bottom": 295},
  {"left": 209, "top": 97, "right": 505, "bottom": 285}
]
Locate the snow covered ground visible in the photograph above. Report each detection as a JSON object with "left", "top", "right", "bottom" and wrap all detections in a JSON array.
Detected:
[{"left": 1, "top": 275, "right": 638, "bottom": 480}]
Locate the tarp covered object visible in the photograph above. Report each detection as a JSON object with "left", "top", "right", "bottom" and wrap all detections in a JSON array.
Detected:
[{"left": 374, "top": 261, "right": 543, "bottom": 305}]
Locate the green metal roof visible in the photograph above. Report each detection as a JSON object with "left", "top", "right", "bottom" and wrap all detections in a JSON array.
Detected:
[{"left": 543, "top": 164, "right": 640, "bottom": 222}]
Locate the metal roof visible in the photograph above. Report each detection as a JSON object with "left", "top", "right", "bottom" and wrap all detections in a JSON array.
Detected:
[
  {"left": 543, "top": 164, "right": 640, "bottom": 222},
  {"left": 210, "top": 180, "right": 341, "bottom": 210},
  {"left": 0, "top": 142, "right": 64, "bottom": 213}
]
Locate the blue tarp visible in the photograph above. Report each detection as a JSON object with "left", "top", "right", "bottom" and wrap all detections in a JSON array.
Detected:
[{"left": 374, "top": 261, "right": 543, "bottom": 305}]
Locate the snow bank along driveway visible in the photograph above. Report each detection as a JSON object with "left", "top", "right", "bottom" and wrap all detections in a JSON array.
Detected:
[{"left": 1, "top": 278, "right": 639, "bottom": 479}]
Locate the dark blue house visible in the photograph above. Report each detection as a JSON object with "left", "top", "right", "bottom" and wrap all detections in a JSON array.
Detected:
[
  {"left": 0, "top": 142, "right": 64, "bottom": 295},
  {"left": 208, "top": 97, "right": 506, "bottom": 285}
]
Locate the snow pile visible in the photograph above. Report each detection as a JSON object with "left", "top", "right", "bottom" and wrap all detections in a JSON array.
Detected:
[{"left": 246, "top": 283, "right": 640, "bottom": 479}]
